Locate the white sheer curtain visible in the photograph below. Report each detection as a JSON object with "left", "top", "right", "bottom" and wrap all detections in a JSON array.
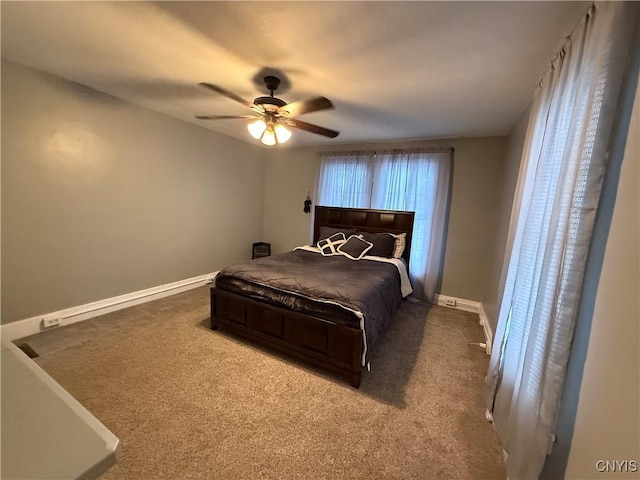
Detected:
[
  {"left": 485, "top": 3, "right": 639, "bottom": 479},
  {"left": 371, "top": 150, "right": 451, "bottom": 300},
  {"left": 317, "top": 153, "right": 372, "bottom": 208},
  {"left": 317, "top": 148, "right": 452, "bottom": 301}
]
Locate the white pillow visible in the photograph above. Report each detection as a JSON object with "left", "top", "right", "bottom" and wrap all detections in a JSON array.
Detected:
[
  {"left": 392, "top": 233, "right": 406, "bottom": 259},
  {"left": 317, "top": 232, "right": 347, "bottom": 256}
]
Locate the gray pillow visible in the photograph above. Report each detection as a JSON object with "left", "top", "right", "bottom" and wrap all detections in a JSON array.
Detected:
[
  {"left": 337, "top": 235, "right": 373, "bottom": 260},
  {"left": 359, "top": 232, "right": 396, "bottom": 258}
]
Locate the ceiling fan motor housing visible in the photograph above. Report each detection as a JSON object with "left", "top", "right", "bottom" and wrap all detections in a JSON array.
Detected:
[
  {"left": 253, "top": 75, "right": 287, "bottom": 112},
  {"left": 263, "top": 75, "right": 281, "bottom": 92},
  {"left": 254, "top": 96, "right": 287, "bottom": 109},
  {"left": 253, "top": 75, "right": 287, "bottom": 111}
]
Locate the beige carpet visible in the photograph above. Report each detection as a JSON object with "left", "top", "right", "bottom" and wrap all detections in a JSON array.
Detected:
[{"left": 23, "top": 287, "right": 506, "bottom": 479}]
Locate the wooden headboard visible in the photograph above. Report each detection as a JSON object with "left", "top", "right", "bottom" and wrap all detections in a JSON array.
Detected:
[{"left": 314, "top": 206, "right": 415, "bottom": 266}]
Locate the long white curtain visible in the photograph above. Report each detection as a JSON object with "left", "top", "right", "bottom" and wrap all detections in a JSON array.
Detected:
[
  {"left": 485, "top": 3, "right": 639, "bottom": 479},
  {"left": 317, "top": 149, "right": 452, "bottom": 300},
  {"left": 317, "top": 152, "right": 372, "bottom": 208}
]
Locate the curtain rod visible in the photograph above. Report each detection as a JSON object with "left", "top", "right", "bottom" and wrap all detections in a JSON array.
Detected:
[{"left": 318, "top": 146, "right": 453, "bottom": 157}]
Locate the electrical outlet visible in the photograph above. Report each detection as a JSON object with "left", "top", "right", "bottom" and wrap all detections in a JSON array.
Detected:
[
  {"left": 445, "top": 298, "right": 457, "bottom": 307},
  {"left": 42, "top": 317, "right": 61, "bottom": 328}
]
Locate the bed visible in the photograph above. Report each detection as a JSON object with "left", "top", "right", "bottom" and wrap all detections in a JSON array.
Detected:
[{"left": 210, "top": 206, "right": 415, "bottom": 388}]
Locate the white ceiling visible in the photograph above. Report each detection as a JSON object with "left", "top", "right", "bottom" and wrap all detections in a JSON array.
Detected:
[{"left": 1, "top": 1, "right": 589, "bottom": 147}]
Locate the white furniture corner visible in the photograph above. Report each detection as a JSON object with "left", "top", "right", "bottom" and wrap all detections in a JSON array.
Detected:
[{"left": 1, "top": 339, "right": 120, "bottom": 479}]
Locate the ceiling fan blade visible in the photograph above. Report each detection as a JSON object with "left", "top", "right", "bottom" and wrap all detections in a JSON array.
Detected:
[
  {"left": 278, "top": 96, "right": 334, "bottom": 118},
  {"left": 198, "top": 82, "right": 255, "bottom": 109},
  {"left": 195, "top": 115, "right": 260, "bottom": 120},
  {"left": 285, "top": 119, "right": 340, "bottom": 138}
]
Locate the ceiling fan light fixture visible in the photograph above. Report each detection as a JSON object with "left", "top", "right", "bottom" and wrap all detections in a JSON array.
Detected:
[
  {"left": 274, "top": 123, "right": 292, "bottom": 144},
  {"left": 247, "top": 119, "right": 267, "bottom": 139},
  {"left": 261, "top": 127, "right": 277, "bottom": 146}
]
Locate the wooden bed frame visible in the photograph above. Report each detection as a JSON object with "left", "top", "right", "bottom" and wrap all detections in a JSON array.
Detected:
[{"left": 210, "top": 206, "right": 415, "bottom": 388}]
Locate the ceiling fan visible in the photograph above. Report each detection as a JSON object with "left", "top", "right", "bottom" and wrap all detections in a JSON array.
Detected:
[{"left": 195, "top": 75, "right": 339, "bottom": 146}]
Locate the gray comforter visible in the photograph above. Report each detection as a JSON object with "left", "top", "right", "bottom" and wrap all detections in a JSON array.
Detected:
[{"left": 214, "top": 249, "right": 404, "bottom": 364}]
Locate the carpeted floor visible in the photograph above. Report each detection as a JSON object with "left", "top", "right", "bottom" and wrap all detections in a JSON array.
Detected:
[{"left": 22, "top": 287, "right": 506, "bottom": 479}]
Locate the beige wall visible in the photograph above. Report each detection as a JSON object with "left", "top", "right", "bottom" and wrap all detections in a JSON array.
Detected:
[
  {"left": 263, "top": 136, "right": 507, "bottom": 302},
  {"left": 481, "top": 104, "right": 530, "bottom": 333},
  {"left": 440, "top": 137, "right": 507, "bottom": 300},
  {"left": 262, "top": 147, "right": 320, "bottom": 253},
  {"left": 1, "top": 61, "right": 266, "bottom": 324},
  {"left": 563, "top": 76, "right": 639, "bottom": 480}
]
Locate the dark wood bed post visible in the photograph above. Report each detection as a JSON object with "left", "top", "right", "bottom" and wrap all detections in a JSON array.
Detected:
[
  {"left": 210, "top": 289, "right": 218, "bottom": 330},
  {"left": 209, "top": 206, "right": 414, "bottom": 388},
  {"left": 350, "top": 333, "right": 363, "bottom": 388}
]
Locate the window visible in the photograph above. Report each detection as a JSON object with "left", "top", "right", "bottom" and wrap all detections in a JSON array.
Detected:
[
  {"left": 484, "top": 3, "right": 638, "bottom": 477},
  {"left": 317, "top": 148, "right": 452, "bottom": 300}
]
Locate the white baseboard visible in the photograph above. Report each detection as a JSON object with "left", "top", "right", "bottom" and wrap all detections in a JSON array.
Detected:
[
  {"left": 1, "top": 272, "right": 218, "bottom": 342},
  {"left": 477, "top": 303, "right": 493, "bottom": 355},
  {"left": 433, "top": 294, "right": 493, "bottom": 355}
]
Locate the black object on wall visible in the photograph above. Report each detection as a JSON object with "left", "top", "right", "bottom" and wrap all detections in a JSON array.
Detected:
[{"left": 304, "top": 191, "right": 312, "bottom": 213}]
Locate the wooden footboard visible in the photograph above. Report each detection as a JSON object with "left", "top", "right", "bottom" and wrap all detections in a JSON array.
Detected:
[{"left": 210, "top": 287, "right": 363, "bottom": 388}]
